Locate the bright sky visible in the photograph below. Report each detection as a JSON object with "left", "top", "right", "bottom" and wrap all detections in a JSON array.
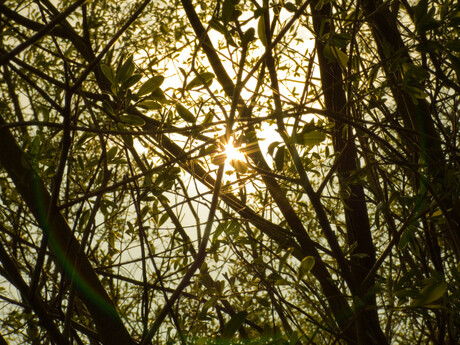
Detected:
[{"left": 133, "top": 4, "right": 318, "bottom": 174}]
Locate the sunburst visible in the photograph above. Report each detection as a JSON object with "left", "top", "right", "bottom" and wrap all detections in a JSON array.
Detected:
[{"left": 223, "top": 137, "right": 245, "bottom": 163}]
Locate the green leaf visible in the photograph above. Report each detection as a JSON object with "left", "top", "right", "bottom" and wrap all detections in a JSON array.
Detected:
[
  {"left": 203, "top": 297, "right": 218, "bottom": 311},
  {"left": 222, "top": 311, "right": 248, "bottom": 338},
  {"left": 137, "top": 75, "right": 165, "bottom": 96},
  {"left": 255, "top": 296, "right": 271, "bottom": 308},
  {"left": 398, "top": 228, "right": 412, "bottom": 250},
  {"left": 137, "top": 100, "right": 162, "bottom": 110},
  {"left": 257, "top": 14, "right": 268, "bottom": 46},
  {"left": 404, "top": 85, "right": 428, "bottom": 101},
  {"left": 289, "top": 330, "right": 299, "bottom": 345},
  {"left": 186, "top": 72, "right": 214, "bottom": 90},
  {"left": 102, "top": 100, "right": 115, "bottom": 116},
  {"left": 119, "top": 114, "right": 145, "bottom": 126},
  {"left": 203, "top": 112, "right": 214, "bottom": 124},
  {"left": 175, "top": 103, "right": 196, "bottom": 123},
  {"left": 242, "top": 28, "right": 255, "bottom": 45},
  {"left": 298, "top": 256, "right": 315, "bottom": 278},
  {"left": 106, "top": 146, "right": 118, "bottom": 161},
  {"left": 403, "top": 63, "right": 430, "bottom": 83},
  {"left": 295, "top": 130, "right": 326, "bottom": 146},
  {"left": 284, "top": 2, "right": 297, "bottom": 12},
  {"left": 447, "top": 53, "right": 460, "bottom": 83},
  {"left": 117, "top": 56, "right": 135, "bottom": 83},
  {"left": 267, "top": 141, "right": 281, "bottom": 156},
  {"left": 149, "top": 87, "right": 168, "bottom": 104},
  {"left": 332, "top": 33, "right": 352, "bottom": 49},
  {"left": 411, "top": 281, "right": 447, "bottom": 306},
  {"left": 209, "top": 18, "right": 226, "bottom": 34},
  {"left": 121, "top": 73, "right": 142, "bottom": 90},
  {"left": 222, "top": 0, "right": 235, "bottom": 23},
  {"left": 315, "top": 0, "right": 325, "bottom": 11},
  {"left": 274, "top": 146, "right": 284, "bottom": 171},
  {"left": 101, "top": 64, "right": 116, "bottom": 85},
  {"left": 230, "top": 159, "right": 248, "bottom": 174},
  {"left": 324, "top": 44, "right": 349, "bottom": 69},
  {"left": 117, "top": 123, "right": 133, "bottom": 147}
]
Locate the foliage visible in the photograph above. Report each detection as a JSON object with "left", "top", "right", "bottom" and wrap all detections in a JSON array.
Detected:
[{"left": 0, "top": 0, "right": 459, "bottom": 344}]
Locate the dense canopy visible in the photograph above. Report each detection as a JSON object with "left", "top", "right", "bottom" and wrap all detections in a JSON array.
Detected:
[{"left": 0, "top": 0, "right": 459, "bottom": 344}]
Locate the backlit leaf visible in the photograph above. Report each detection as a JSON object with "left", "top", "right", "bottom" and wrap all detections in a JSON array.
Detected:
[
  {"left": 175, "top": 103, "right": 196, "bottom": 123},
  {"left": 138, "top": 75, "right": 164, "bottom": 96},
  {"left": 324, "top": 44, "right": 349, "bottom": 69},
  {"left": 117, "top": 56, "right": 135, "bottom": 83},
  {"left": 257, "top": 14, "right": 267, "bottom": 46},
  {"left": 230, "top": 159, "right": 248, "bottom": 174},
  {"left": 295, "top": 130, "right": 326, "bottom": 146},
  {"left": 222, "top": 0, "right": 235, "bottom": 23},
  {"left": 186, "top": 72, "right": 214, "bottom": 90},
  {"left": 138, "top": 100, "right": 162, "bottom": 110},
  {"left": 122, "top": 73, "right": 142, "bottom": 89},
  {"left": 411, "top": 281, "right": 447, "bottom": 306},
  {"left": 222, "top": 311, "right": 248, "bottom": 338},
  {"left": 101, "top": 64, "right": 116, "bottom": 84},
  {"left": 284, "top": 2, "right": 297, "bottom": 12},
  {"left": 119, "top": 114, "right": 145, "bottom": 126},
  {"left": 274, "top": 147, "right": 284, "bottom": 171},
  {"left": 298, "top": 256, "right": 315, "bottom": 278}
]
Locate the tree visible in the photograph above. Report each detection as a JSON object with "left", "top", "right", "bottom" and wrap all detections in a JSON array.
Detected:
[{"left": 0, "top": 0, "right": 459, "bottom": 344}]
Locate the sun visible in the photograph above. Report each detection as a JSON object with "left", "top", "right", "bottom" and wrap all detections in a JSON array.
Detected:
[{"left": 223, "top": 138, "right": 245, "bottom": 163}]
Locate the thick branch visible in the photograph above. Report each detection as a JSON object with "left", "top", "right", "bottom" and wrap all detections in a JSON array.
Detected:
[{"left": 0, "top": 115, "right": 136, "bottom": 345}]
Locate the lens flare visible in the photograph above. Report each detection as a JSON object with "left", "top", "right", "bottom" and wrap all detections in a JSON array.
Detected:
[{"left": 223, "top": 138, "right": 244, "bottom": 163}]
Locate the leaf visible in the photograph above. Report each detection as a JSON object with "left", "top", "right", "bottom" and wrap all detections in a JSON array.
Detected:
[
  {"left": 295, "top": 130, "right": 326, "bottom": 146},
  {"left": 106, "top": 146, "right": 118, "bottom": 161},
  {"left": 398, "top": 228, "right": 412, "bottom": 250},
  {"left": 289, "top": 330, "right": 299, "bottom": 345},
  {"left": 332, "top": 33, "right": 352, "bottom": 49},
  {"left": 222, "top": 0, "right": 235, "bottom": 23},
  {"left": 404, "top": 85, "right": 428, "bottom": 101},
  {"left": 274, "top": 146, "right": 284, "bottom": 171},
  {"left": 324, "top": 44, "right": 349, "bottom": 69},
  {"left": 122, "top": 73, "right": 142, "bottom": 89},
  {"left": 222, "top": 311, "right": 248, "bottom": 338},
  {"left": 448, "top": 53, "right": 460, "bottom": 83},
  {"left": 117, "top": 56, "right": 135, "bottom": 83},
  {"left": 137, "top": 100, "right": 162, "bottom": 110},
  {"left": 242, "top": 28, "right": 255, "bottom": 45},
  {"left": 255, "top": 296, "right": 270, "bottom": 308},
  {"left": 403, "top": 63, "right": 430, "bottom": 82},
  {"left": 315, "top": 0, "right": 325, "bottom": 11},
  {"left": 149, "top": 87, "right": 168, "bottom": 103},
  {"left": 230, "top": 159, "right": 248, "bottom": 174},
  {"left": 211, "top": 153, "right": 226, "bottom": 165},
  {"left": 175, "top": 103, "right": 196, "bottom": 123},
  {"left": 137, "top": 75, "right": 164, "bottom": 96},
  {"left": 209, "top": 18, "right": 226, "bottom": 34},
  {"left": 267, "top": 141, "right": 281, "bottom": 156},
  {"left": 102, "top": 100, "right": 115, "bottom": 116},
  {"left": 257, "top": 14, "right": 268, "bottom": 46},
  {"left": 119, "top": 114, "right": 145, "bottom": 126},
  {"left": 298, "top": 256, "right": 315, "bottom": 278},
  {"left": 411, "top": 281, "right": 447, "bottom": 306},
  {"left": 203, "top": 112, "right": 214, "bottom": 124},
  {"left": 186, "top": 72, "right": 215, "bottom": 90},
  {"left": 101, "top": 64, "right": 116, "bottom": 84},
  {"left": 284, "top": 2, "right": 297, "bottom": 13},
  {"left": 202, "top": 297, "right": 218, "bottom": 311},
  {"left": 117, "top": 123, "right": 133, "bottom": 147}
]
